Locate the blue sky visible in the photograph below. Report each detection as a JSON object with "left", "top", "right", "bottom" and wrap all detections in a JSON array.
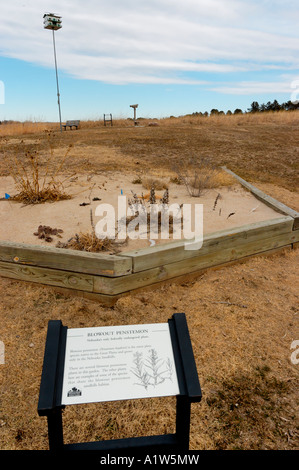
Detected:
[{"left": 1, "top": 0, "right": 299, "bottom": 121}]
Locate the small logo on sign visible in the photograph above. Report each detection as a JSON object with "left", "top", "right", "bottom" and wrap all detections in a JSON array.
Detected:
[{"left": 67, "top": 387, "right": 82, "bottom": 397}]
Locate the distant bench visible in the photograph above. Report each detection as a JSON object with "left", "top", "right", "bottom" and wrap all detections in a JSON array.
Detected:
[{"left": 62, "top": 120, "right": 80, "bottom": 130}]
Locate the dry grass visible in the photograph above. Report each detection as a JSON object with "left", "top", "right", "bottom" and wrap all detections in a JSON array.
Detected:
[
  {"left": 0, "top": 121, "right": 56, "bottom": 137},
  {"left": 0, "top": 248, "right": 298, "bottom": 450},
  {"left": 1, "top": 112, "right": 298, "bottom": 191},
  {"left": 160, "top": 110, "right": 299, "bottom": 127},
  {"left": 0, "top": 113, "right": 298, "bottom": 451}
]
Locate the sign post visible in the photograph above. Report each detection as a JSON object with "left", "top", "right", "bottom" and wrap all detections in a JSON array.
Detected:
[{"left": 38, "top": 313, "right": 201, "bottom": 452}]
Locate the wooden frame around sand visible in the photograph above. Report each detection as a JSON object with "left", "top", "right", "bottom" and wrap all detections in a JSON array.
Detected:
[{"left": 0, "top": 169, "right": 298, "bottom": 305}]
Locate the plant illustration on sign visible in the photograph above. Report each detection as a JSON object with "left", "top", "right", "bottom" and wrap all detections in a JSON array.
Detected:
[{"left": 131, "top": 349, "right": 174, "bottom": 389}]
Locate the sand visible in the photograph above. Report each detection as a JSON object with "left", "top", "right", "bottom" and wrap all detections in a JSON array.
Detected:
[{"left": 0, "top": 172, "right": 283, "bottom": 252}]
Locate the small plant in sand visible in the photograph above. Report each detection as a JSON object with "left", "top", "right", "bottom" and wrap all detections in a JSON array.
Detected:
[
  {"left": 126, "top": 187, "right": 176, "bottom": 235},
  {"left": 10, "top": 136, "right": 73, "bottom": 204},
  {"left": 173, "top": 155, "right": 221, "bottom": 197}
]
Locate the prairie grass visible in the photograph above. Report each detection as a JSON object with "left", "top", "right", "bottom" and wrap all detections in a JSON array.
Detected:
[
  {"left": 160, "top": 110, "right": 299, "bottom": 127},
  {"left": 2, "top": 111, "right": 299, "bottom": 137},
  {"left": 0, "top": 121, "right": 56, "bottom": 137}
]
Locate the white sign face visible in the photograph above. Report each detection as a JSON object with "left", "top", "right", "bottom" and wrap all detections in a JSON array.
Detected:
[{"left": 61, "top": 323, "right": 180, "bottom": 405}]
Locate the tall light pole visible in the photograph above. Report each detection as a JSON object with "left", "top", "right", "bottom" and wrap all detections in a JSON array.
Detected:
[{"left": 43, "top": 13, "right": 63, "bottom": 132}]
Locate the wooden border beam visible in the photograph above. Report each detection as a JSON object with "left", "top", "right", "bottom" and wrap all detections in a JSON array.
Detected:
[{"left": 222, "top": 167, "right": 299, "bottom": 230}]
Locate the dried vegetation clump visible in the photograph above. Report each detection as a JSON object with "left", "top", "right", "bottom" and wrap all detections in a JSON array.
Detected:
[
  {"left": 10, "top": 136, "right": 72, "bottom": 204},
  {"left": 141, "top": 176, "right": 169, "bottom": 191},
  {"left": 56, "top": 209, "right": 127, "bottom": 253},
  {"left": 33, "top": 225, "right": 64, "bottom": 243},
  {"left": 173, "top": 156, "right": 234, "bottom": 197},
  {"left": 57, "top": 232, "right": 119, "bottom": 253}
]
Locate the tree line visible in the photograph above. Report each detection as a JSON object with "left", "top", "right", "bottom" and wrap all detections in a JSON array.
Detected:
[
  {"left": 186, "top": 99, "right": 299, "bottom": 117},
  {"left": 247, "top": 99, "right": 299, "bottom": 113}
]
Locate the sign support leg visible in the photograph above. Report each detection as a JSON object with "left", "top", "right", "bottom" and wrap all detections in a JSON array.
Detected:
[
  {"left": 175, "top": 395, "right": 191, "bottom": 452},
  {"left": 47, "top": 408, "right": 64, "bottom": 451}
]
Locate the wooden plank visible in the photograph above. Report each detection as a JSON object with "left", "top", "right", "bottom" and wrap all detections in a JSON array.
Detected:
[
  {"left": 1, "top": 224, "right": 297, "bottom": 298},
  {"left": 102, "top": 244, "right": 293, "bottom": 300},
  {"left": 0, "top": 241, "right": 132, "bottom": 277},
  {"left": 122, "top": 216, "right": 293, "bottom": 273},
  {"left": 94, "top": 230, "right": 299, "bottom": 295},
  {"left": 1, "top": 233, "right": 296, "bottom": 299},
  {"left": 0, "top": 261, "right": 94, "bottom": 292},
  {"left": 222, "top": 167, "right": 299, "bottom": 229},
  {"left": 38, "top": 243, "right": 294, "bottom": 305}
]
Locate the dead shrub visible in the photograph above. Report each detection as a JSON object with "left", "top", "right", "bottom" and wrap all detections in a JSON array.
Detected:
[
  {"left": 141, "top": 177, "right": 168, "bottom": 191},
  {"left": 173, "top": 156, "right": 225, "bottom": 197},
  {"left": 10, "top": 135, "right": 72, "bottom": 204}
]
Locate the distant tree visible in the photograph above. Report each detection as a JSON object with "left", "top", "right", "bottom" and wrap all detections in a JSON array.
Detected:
[
  {"left": 234, "top": 108, "right": 243, "bottom": 114},
  {"left": 210, "top": 109, "right": 219, "bottom": 115},
  {"left": 282, "top": 100, "right": 299, "bottom": 111},
  {"left": 281, "top": 101, "right": 290, "bottom": 111},
  {"left": 226, "top": 110, "right": 232, "bottom": 115},
  {"left": 248, "top": 101, "right": 260, "bottom": 113},
  {"left": 259, "top": 103, "right": 267, "bottom": 112},
  {"left": 271, "top": 99, "right": 281, "bottom": 111}
]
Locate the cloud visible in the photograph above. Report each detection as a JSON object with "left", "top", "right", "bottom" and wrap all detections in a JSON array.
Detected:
[
  {"left": 210, "top": 80, "right": 294, "bottom": 96},
  {"left": 1, "top": 0, "right": 299, "bottom": 86}
]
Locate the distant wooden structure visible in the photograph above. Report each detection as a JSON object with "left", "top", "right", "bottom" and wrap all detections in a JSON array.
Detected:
[
  {"left": 130, "top": 104, "right": 138, "bottom": 125},
  {"left": 104, "top": 114, "right": 113, "bottom": 127}
]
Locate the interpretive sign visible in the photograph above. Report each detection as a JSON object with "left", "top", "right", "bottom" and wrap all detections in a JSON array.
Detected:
[
  {"left": 38, "top": 313, "right": 202, "bottom": 452},
  {"left": 61, "top": 323, "right": 179, "bottom": 405}
]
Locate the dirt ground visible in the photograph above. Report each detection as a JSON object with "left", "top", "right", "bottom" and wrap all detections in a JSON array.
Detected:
[{"left": 0, "top": 114, "right": 298, "bottom": 451}]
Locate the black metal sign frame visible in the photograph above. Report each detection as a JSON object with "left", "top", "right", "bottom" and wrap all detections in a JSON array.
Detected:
[{"left": 38, "top": 312, "right": 201, "bottom": 452}]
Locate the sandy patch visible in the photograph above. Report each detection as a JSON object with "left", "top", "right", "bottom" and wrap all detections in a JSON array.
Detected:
[{"left": 0, "top": 173, "right": 283, "bottom": 252}]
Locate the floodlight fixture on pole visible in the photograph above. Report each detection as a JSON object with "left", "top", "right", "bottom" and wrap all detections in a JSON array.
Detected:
[{"left": 43, "top": 13, "right": 63, "bottom": 132}]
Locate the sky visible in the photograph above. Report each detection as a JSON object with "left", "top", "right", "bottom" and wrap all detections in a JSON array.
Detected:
[{"left": 1, "top": 0, "right": 299, "bottom": 122}]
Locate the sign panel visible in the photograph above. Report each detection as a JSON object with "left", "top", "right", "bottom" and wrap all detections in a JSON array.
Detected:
[{"left": 61, "top": 323, "right": 180, "bottom": 405}]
